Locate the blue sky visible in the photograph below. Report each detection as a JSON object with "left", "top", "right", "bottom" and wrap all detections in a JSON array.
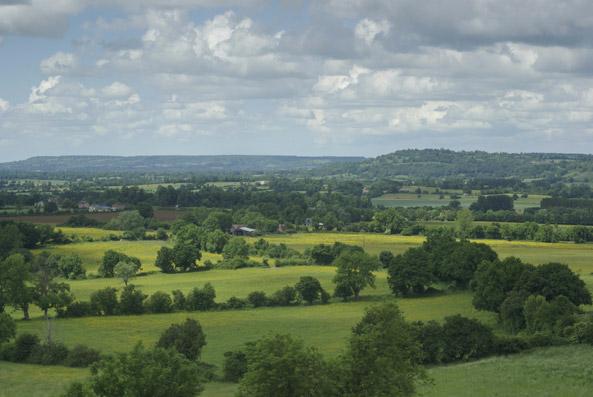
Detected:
[{"left": 1, "top": 0, "right": 593, "bottom": 161}]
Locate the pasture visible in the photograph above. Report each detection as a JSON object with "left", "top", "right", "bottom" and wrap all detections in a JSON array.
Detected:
[
  {"left": 17, "top": 292, "right": 491, "bottom": 367},
  {"left": 372, "top": 192, "right": 547, "bottom": 211},
  {"left": 0, "top": 208, "right": 187, "bottom": 225},
  {"left": 8, "top": 229, "right": 593, "bottom": 396},
  {"left": 36, "top": 231, "right": 593, "bottom": 298},
  {"left": 3, "top": 339, "right": 593, "bottom": 397}
]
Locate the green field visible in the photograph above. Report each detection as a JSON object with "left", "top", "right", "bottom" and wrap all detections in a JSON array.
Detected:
[
  {"left": 36, "top": 232, "right": 593, "bottom": 300},
  {"left": 57, "top": 227, "right": 124, "bottom": 240},
  {"left": 3, "top": 343, "right": 593, "bottom": 397},
  {"left": 5, "top": 230, "right": 593, "bottom": 396},
  {"left": 372, "top": 193, "right": 547, "bottom": 211},
  {"left": 420, "top": 345, "right": 593, "bottom": 397}
]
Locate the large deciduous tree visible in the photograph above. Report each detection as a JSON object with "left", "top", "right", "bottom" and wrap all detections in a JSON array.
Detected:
[{"left": 333, "top": 250, "right": 378, "bottom": 300}]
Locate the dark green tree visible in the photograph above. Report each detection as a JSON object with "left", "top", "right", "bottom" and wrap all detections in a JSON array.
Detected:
[
  {"left": 66, "top": 343, "right": 204, "bottom": 397},
  {"left": 0, "top": 312, "right": 16, "bottom": 343},
  {"left": 339, "top": 303, "right": 424, "bottom": 397},
  {"left": 90, "top": 287, "right": 118, "bottom": 316},
  {"left": 119, "top": 285, "right": 146, "bottom": 315},
  {"left": 173, "top": 242, "right": 201, "bottom": 272},
  {"left": 471, "top": 257, "right": 531, "bottom": 312},
  {"left": 156, "top": 318, "right": 206, "bottom": 361},
  {"left": 295, "top": 276, "right": 324, "bottom": 304},
  {"left": 237, "top": 334, "right": 335, "bottom": 397},
  {"left": 155, "top": 247, "right": 175, "bottom": 273},
  {"left": 388, "top": 248, "right": 434, "bottom": 296},
  {"left": 333, "top": 250, "right": 378, "bottom": 300}
]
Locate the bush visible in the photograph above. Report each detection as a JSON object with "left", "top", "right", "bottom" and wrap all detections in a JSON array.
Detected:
[
  {"left": 270, "top": 286, "right": 298, "bottom": 306},
  {"left": 186, "top": 283, "right": 216, "bottom": 311},
  {"left": 13, "top": 333, "right": 40, "bottom": 362},
  {"left": 441, "top": 315, "right": 495, "bottom": 362},
  {"left": 0, "top": 312, "right": 16, "bottom": 343},
  {"left": 411, "top": 320, "right": 445, "bottom": 364},
  {"left": 65, "top": 345, "right": 102, "bottom": 367},
  {"left": 225, "top": 297, "right": 247, "bottom": 310},
  {"left": 67, "top": 343, "right": 204, "bottom": 397},
  {"left": 223, "top": 350, "right": 248, "bottom": 382},
  {"left": 492, "top": 336, "right": 530, "bottom": 355},
  {"left": 155, "top": 247, "right": 175, "bottom": 273},
  {"left": 247, "top": 291, "right": 268, "bottom": 308},
  {"left": 216, "top": 257, "right": 258, "bottom": 270},
  {"left": 119, "top": 284, "right": 146, "bottom": 315},
  {"left": 172, "top": 290, "right": 186, "bottom": 311},
  {"left": 90, "top": 287, "right": 118, "bottom": 316},
  {"left": 156, "top": 318, "right": 206, "bottom": 361},
  {"left": 29, "top": 342, "right": 69, "bottom": 365},
  {"left": 295, "top": 276, "right": 324, "bottom": 304},
  {"left": 145, "top": 291, "right": 173, "bottom": 313},
  {"left": 58, "top": 255, "right": 86, "bottom": 280},
  {"left": 63, "top": 301, "right": 97, "bottom": 318},
  {"left": 274, "top": 257, "right": 310, "bottom": 267}
]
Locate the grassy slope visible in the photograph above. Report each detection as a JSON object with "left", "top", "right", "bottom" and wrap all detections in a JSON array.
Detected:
[
  {"left": 4, "top": 345, "right": 593, "bottom": 397},
  {"left": 420, "top": 345, "right": 593, "bottom": 397},
  {"left": 16, "top": 293, "right": 490, "bottom": 367}
]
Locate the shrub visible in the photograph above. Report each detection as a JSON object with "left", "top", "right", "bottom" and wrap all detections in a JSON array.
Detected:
[
  {"left": 13, "top": 333, "right": 41, "bottom": 362},
  {"left": 492, "top": 336, "right": 529, "bottom": 355},
  {"left": 186, "top": 283, "right": 216, "bottom": 311},
  {"left": 295, "top": 276, "right": 324, "bottom": 304},
  {"left": 225, "top": 297, "right": 247, "bottom": 310},
  {"left": 155, "top": 247, "right": 175, "bottom": 273},
  {"left": 270, "top": 286, "right": 298, "bottom": 306},
  {"left": 223, "top": 350, "right": 248, "bottom": 382},
  {"left": 69, "top": 343, "right": 204, "bottom": 397},
  {"left": 119, "top": 284, "right": 146, "bottom": 315},
  {"left": 58, "top": 255, "right": 86, "bottom": 280},
  {"left": 247, "top": 291, "right": 268, "bottom": 308},
  {"left": 90, "top": 288, "right": 118, "bottom": 316},
  {"left": 29, "top": 342, "right": 69, "bottom": 365},
  {"left": 145, "top": 291, "right": 173, "bottom": 313},
  {"left": 441, "top": 315, "right": 495, "bottom": 362},
  {"left": 274, "top": 257, "right": 310, "bottom": 267},
  {"left": 410, "top": 320, "right": 445, "bottom": 364},
  {"left": 63, "top": 301, "right": 97, "bottom": 318},
  {"left": 172, "top": 289, "right": 186, "bottom": 311},
  {"left": 0, "top": 312, "right": 16, "bottom": 343},
  {"left": 156, "top": 319, "right": 206, "bottom": 361},
  {"left": 65, "top": 345, "right": 102, "bottom": 367},
  {"left": 98, "top": 250, "right": 141, "bottom": 278},
  {"left": 500, "top": 292, "right": 527, "bottom": 333}
]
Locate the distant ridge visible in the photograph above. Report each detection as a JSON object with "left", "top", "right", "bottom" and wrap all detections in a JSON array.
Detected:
[
  {"left": 321, "top": 149, "right": 593, "bottom": 180},
  {"left": 0, "top": 155, "right": 365, "bottom": 175}
]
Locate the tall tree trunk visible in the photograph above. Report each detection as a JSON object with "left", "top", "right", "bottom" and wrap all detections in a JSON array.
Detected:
[{"left": 22, "top": 302, "right": 30, "bottom": 320}]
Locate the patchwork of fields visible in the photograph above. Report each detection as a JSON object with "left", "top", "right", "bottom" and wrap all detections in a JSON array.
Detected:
[{"left": 4, "top": 229, "right": 593, "bottom": 396}]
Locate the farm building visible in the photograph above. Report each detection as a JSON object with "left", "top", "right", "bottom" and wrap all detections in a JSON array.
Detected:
[
  {"left": 230, "top": 225, "right": 257, "bottom": 236},
  {"left": 89, "top": 204, "right": 115, "bottom": 213}
]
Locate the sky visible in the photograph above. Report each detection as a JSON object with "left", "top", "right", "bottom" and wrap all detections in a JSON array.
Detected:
[{"left": 1, "top": 1, "right": 593, "bottom": 161}]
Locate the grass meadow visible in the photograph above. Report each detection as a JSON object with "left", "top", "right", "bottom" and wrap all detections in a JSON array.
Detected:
[
  {"left": 5, "top": 229, "right": 593, "bottom": 396},
  {"left": 4, "top": 344, "right": 593, "bottom": 397},
  {"left": 372, "top": 193, "right": 547, "bottom": 212}
]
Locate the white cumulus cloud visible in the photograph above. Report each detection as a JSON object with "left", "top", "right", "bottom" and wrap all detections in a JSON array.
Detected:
[{"left": 40, "top": 52, "right": 78, "bottom": 74}]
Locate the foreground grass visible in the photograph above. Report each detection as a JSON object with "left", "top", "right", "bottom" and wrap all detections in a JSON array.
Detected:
[
  {"left": 3, "top": 344, "right": 592, "bottom": 397},
  {"left": 0, "top": 362, "right": 87, "bottom": 397},
  {"left": 420, "top": 345, "right": 593, "bottom": 397}
]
